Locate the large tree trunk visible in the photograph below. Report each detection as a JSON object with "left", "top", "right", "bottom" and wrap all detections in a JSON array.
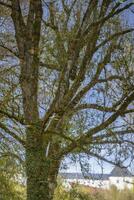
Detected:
[
  {"left": 26, "top": 128, "right": 60, "bottom": 200},
  {"left": 11, "top": 1, "right": 61, "bottom": 199}
]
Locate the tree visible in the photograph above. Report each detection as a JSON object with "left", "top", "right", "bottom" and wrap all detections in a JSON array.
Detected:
[
  {"left": 0, "top": 155, "right": 25, "bottom": 200},
  {"left": 0, "top": 0, "right": 134, "bottom": 200}
]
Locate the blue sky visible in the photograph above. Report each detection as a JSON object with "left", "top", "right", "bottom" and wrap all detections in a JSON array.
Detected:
[
  {"left": 122, "top": 9, "right": 134, "bottom": 27},
  {"left": 0, "top": 0, "right": 133, "bottom": 175},
  {"left": 61, "top": 5, "right": 134, "bottom": 175},
  {"left": 61, "top": 157, "right": 113, "bottom": 174}
]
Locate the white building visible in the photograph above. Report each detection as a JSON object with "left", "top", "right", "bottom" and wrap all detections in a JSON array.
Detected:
[{"left": 60, "top": 166, "right": 134, "bottom": 190}]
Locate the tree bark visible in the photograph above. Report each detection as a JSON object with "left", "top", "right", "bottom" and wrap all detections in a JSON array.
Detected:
[{"left": 26, "top": 128, "right": 60, "bottom": 200}]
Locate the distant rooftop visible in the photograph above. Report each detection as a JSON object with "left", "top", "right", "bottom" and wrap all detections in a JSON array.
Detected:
[
  {"left": 60, "top": 173, "right": 109, "bottom": 180},
  {"left": 110, "top": 166, "right": 132, "bottom": 177},
  {"left": 60, "top": 166, "right": 133, "bottom": 180}
]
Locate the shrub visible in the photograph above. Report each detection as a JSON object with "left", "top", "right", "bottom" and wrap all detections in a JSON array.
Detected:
[{"left": 54, "top": 181, "right": 134, "bottom": 200}]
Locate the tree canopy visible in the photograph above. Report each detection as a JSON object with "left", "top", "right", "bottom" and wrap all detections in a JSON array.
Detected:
[{"left": 0, "top": 0, "right": 134, "bottom": 199}]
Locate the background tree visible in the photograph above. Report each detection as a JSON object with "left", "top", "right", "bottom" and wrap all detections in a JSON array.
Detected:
[
  {"left": 0, "top": 0, "right": 134, "bottom": 200},
  {"left": 0, "top": 156, "right": 25, "bottom": 200}
]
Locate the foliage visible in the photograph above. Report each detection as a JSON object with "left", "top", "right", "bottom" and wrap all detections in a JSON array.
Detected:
[
  {"left": 0, "top": 157, "right": 26, "bottom": 200},
  {"left": 0, "top": 0, "right": 134, "bottom": 199},
  {"left": 0, "top": 174, "right": 25, "bottom": 200},
  {"left": 54, "top": 182, "right": 134, "bottom": 200},
  {"left": 54, "top": 182, "right": 93, "bottom": 200}
]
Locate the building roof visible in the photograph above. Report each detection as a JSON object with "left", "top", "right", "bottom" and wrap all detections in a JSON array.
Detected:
[
  {"left": 60, "top": 166, "right": 133, "bottom": 180},
  {"left": 110, "top": 166, "right": 132, "bottom": 177},
  {"left": 60, "top": 173, "right": 109, "bottom": 180}
]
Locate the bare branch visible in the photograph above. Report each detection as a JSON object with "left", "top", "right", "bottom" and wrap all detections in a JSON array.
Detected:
[
  {"left": 0, "top": 109, "right": 25, "bottom": 125},
  {"left": 98, "top": 75, "right": 124, "bottom": 83},
  {"left": 0, "top": 43, "right": 19, "bottom": 58},
  {"left": 93, "top": 129, "right": 134, "bottom": 141},
  {"left": 74, "top": 103, "right": 115, "bottom": 113},
  {"left": 0, "top": 122, "right": 25, "bottom": 146},
  {"left": 67, "top": 43, "right": 115, "bottom": 109},
  {"left": 40, "top": 61, "right": 60, "bottom": 71},
  {"left": 0, "top": 1, "right": 11, "bottom": 8},
  {"left": 87, "top": 151, "right": 121, "bottom": 166},
  {"left": 84, "top": 2, "right": 134, "bottom": 36},
  {"left": 96, "top": 28, "right": 134, "bottom": 51},
  {"left": 62, "top": 91, "right": 134, "bottom": 155}
]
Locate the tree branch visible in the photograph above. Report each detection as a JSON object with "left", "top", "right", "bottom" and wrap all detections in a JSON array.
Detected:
[
  {"left": 0, "top": 109, "right": 25, "bottom": 125},
  {"left": 84, "top": 2, "right": 134, "bottom": 36},
  {"left": 96, "top": 28, "right": 134, "bottom": 51},
  {"left": 0, "top": 43, "right": 19, "bottom": 58},
  {"left": 0, "top": 1, "right": 11, "bottom": 8},
  {"left": 40, "top": 61, "right": 60, "bottom": 71},
  {"left": 98, "top": 75, "right": 124, "bottom": 83},
  {"left": 0, "top": 122, "right": 25, "bottom": 146},
  {"left": 61, "top": 91, "right": 134, "bottom": 155},
  {"left": 74, "top": 103, "right": 115, "bottom": 113},
  {"left": 67, "top": 43, "right": 115, "bottom": 109},
  {"left": 86, "top": 151, "right": 121, "bottom": 166}
]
